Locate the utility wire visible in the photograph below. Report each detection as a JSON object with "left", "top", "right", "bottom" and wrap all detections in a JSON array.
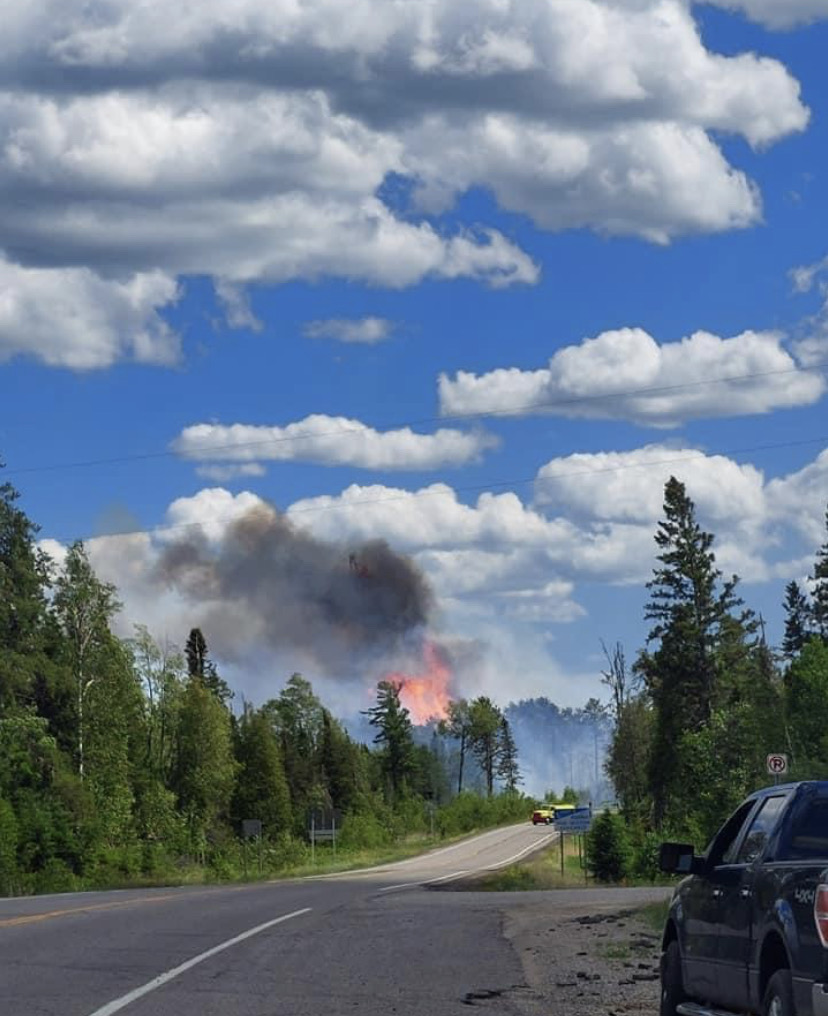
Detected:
[
  {"left": 68, "top": 433, "right": 827, "bottom": 544},
  {"left": 4, "top": 360, "right": 826, "bottom": 477}
]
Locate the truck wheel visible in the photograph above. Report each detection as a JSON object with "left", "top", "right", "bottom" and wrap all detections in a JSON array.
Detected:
[
  {"left": 660, "top": 941, "right": 687, "bottom": 1016},
  {"left": 545, "top": 817, "right": 552, "bottom": 825},
  {"left": 763, "top": 970, "right": 795, "bottom": 1016}
]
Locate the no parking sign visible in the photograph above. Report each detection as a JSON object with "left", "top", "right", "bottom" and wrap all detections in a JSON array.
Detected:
[{"left": 766, "top": 754, "right": 789, "bottom": 777}]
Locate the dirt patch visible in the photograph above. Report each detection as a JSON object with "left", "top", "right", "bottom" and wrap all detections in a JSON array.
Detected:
[{"left": 503, "top": 900, "right": 666, "bottom": 1016}]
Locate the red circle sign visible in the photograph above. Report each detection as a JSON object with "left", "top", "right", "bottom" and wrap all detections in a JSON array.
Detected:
[{"left": 767, "top": 755, "right": 787, "bottom": 774}]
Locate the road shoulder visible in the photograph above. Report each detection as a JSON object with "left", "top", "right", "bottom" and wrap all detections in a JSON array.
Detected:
[{"left": 501, "top": 890, "right": 672, "bottom": 1016}]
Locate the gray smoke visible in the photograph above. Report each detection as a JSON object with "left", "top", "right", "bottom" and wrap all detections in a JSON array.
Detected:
[{"left": 153, "top": 504, "right": 434, "bottom": 671}]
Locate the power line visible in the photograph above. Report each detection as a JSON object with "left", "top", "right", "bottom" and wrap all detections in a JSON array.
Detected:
[
  {"left": 65, "top": 433, "right": 828, "bottom": 544},
  {"left": 4, "top": 360, "right": 826, "bottom": 477}
]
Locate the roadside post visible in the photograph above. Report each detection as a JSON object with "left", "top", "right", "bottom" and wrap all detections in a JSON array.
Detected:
[
  {"left": 767, "top": 754, "right": 789, "bottom": 787},
  {"left": 242, "top": 820, "right": 262, "bottom": 879},
  {"left": 555, "top": 808, "right": 594, "bottom": 882},
  {"left": 308, "top": 808, "right": 342, "bottom": 866}
]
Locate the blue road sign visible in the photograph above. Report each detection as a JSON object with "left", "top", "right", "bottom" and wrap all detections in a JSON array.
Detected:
[{"left": 556, "top": 808, "right": 593, "bottom": 833}]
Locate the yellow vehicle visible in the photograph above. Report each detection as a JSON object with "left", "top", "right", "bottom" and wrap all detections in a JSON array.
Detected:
[{"left": 531, "top": 803, "right": 577, "bottom": 825}]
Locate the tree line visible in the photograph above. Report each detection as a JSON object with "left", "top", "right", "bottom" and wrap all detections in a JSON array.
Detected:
[
  {"left": 602, "top": 476, "right": 828, "bottom": 876},
  {"left": 0, "top": 472, "right": 531, "bottom": 895}
]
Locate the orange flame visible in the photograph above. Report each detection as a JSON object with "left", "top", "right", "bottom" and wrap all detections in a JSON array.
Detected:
[{"left": 385, "top": 641, "right": 452, "bottom": 725}]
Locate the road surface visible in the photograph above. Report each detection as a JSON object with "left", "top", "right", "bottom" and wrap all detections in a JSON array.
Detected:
[{"left": 0, "top": 823, "right": 667, "bottom": 1016}]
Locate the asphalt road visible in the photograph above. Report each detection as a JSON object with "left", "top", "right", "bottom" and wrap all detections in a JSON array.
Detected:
[{"left": 0, "top": 824, "right": 667, "bottom": 1016}]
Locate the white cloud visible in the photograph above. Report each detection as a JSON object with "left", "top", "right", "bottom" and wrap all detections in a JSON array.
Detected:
[
  {"left": 304, "top": 317, "right": 395, "bottom": 344},
  {"left": 38, "top": 435, "right": 828, "bottom": 710},
  {"left": 439, "top": 327, "right": 825, "bottom": 426},
  {"left": 172, "top": 416, "right": 500, "bottom": 471},
  {"left": 534, "top": 444, "right": 767, "bottom": 524},
  {"left": 214, "top": 282, "right": 263, "bottom": 333},
  {"left": 703, "top": 0, "right": 828, "bottom": 29},
  {"left": 195, "top": 463, "right": 268, "bottom": 482},
  {"left": 0, "top": 256, "right": 180, "bottom": 369},
  {"left": 791, "top": 256, "right": 828, "bottom": 368},
  {"left": 0, "top": 0, "right": 814, "bottom": 365}
]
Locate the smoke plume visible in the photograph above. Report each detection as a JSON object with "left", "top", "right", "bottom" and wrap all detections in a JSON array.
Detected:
[{"left": 153, "top": 504, "right": 433, "bottom": 671}]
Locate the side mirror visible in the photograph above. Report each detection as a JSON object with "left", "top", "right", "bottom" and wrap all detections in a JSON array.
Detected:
[{"left": 659, "top": 842, "right": 703, "bottom": 875}]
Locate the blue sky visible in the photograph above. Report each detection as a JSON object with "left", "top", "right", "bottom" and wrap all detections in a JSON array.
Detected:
[{"left": 1, "top": 0, "right": 827, "bottom": 717}]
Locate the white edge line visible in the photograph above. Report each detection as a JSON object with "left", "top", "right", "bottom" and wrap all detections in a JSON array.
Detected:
[
  {"left": 296, "top": 823, "right": 527, "bottom": 881},
  {"left": 377, "top": 869, "right": 470, "bottom": 893},
  {"left": 375, "top": 830, "right": 559, "bottom": 893},
  {"left": 86, "top": 908, "right": 312, "bottom": 1016},
  {"left": 481, "top": 832, "right": 558, "bottom": 872}
]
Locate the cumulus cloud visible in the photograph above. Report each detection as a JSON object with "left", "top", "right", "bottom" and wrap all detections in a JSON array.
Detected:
[
  {"left": 703, "top": 0, "right": 828, "bottom": 29},
  {"left": 39, "top": 436, "right": 828, "bottom": 709},
  {"left": 439, "top": 327, "right": 825, "bottom": 426},
  {"left": 0, "top": 0, "right": 815, "bottom": 365},
  {"left": 172, "top": 416, "right": 500, "bottom": 471},
  {"left": 304, "top": 317, "right": 395, "bottom": 344},
  {"left": 0, "top": 256, "right": 180, "bottom": 369}
]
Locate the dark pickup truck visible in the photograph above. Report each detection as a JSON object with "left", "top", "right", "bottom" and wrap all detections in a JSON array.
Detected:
[{"left": 659, "top": 781, "right": 828, "bottom": 1016}]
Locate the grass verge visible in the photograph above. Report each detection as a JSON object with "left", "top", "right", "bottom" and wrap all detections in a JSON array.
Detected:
[{"left": 475, "top": 834, "right": 591, "bottom": 890}]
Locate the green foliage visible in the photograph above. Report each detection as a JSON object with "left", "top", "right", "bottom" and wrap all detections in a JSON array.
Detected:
[
  {"left": 0, "top": 797, "right": 18, "bottom": 895},
  {"left": 786, "top": 640, "right": 828, "bottom": 779},
  {"left": 173, "top": 678, "right": 239, "bottom": 854},
  {"left": 812, "top": 505, "right": 828, "bottom": 642},
  {"left": 586, "top": 811, "right": 631, "bottom": 884},
  {"left": 233, "top": 706, "right": 292, "bottom": 837},
  {"left": 468, "top": 696, "right": 504, "bottom": 797},
  {"left": 366, "top": 680, "right": 415, "bottom": 802},
  {"left": 638, "top": 476, "right": 755, "bottom": 826}
]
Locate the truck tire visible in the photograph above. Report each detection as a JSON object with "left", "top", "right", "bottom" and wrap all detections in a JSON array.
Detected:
[
  {"left": 763, "top": 970, "right": 795, "bottom": 1016},
  {"left": 660, "top": 941, "right": 687, "bottom": 1016}
]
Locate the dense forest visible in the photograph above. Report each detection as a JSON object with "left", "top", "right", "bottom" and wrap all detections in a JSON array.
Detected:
[
  {"left": 0, "top": 472, "right": 544, "bottom": 896},
  {"left": 602, "top": 477, "right": 828, "bottom": 878}
]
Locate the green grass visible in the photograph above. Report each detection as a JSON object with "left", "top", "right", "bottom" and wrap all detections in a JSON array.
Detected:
[
  {"left": 636, "top": 899, "right": 671, "bottom": 935},
  {"left": 476, "top": 834, "right": 591, "bottom": 891}
]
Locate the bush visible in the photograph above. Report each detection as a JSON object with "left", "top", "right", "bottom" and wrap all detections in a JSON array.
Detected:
[
  {"left": 338, "top": 812, "right": 393, "bottom": 850},
  {"left": 586, "top": 811, "right": 631, "bottom": 883},
  {"left": 0, "top": 797, "right": 19, "bottom": 896}
]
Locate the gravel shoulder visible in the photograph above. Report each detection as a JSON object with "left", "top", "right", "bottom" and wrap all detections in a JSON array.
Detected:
[{"left": 500, "top": 891, "right": 672, "bottom": 1016}]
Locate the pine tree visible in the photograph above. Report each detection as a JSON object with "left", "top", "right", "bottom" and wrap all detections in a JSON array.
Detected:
[
  {"left": 365, "top": 681, "right": 415, "bottom": 803},
  {"left": 782, "top": 580, "right": 812, "bottom": 661},
  {"left": 812, "top": 505, "right": 828, "bottom": 642},
  {"left": 639, "top": 476, "right": 754, "bottom": 827},
  {"left": 185, "top": 627, "right": 232, "bottom": 705},
  {"left": 496, "top": 717, "right": 521, "bottom": 792},
  {"left": 439, "top": 699, "right": 472, "bottom": 794},
  {"left": 468, "top": 697, "right": 503, "bottom": 797}
]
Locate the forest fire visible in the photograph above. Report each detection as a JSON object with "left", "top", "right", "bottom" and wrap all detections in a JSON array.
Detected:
[{"left": 385, "top": 641, "right": 453, "bottom": 725}]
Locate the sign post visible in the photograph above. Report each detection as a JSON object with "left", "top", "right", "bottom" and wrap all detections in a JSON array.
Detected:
[
  {"left": 767, "top": 754, "right": 789, "bottom": 787},
  {"left": 241, "top": 820, "right": 262, "bottom": 880}
]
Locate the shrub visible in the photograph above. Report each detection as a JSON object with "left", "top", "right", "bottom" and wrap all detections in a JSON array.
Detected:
[
  {"left": 586, "top": 811, "right": 631, "bottom": 883},
  {"left": 0, "top": 798, "right": 18, "bottom": 896}
]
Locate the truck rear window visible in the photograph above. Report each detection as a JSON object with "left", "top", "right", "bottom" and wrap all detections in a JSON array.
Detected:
[{"left": 779, "top": 798, "right": 828, "bottom": 860}]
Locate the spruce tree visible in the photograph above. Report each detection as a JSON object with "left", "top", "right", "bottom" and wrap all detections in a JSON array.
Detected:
[
  {"left": 639, "top": 476, "right": 754, "bottom": 826},
  {"left": 782, "top": 580, "right": 812, "bottom": 661},
  {"left": 496, "top": 717, "right": 522, "bottom": 792},
  {"left": 365, "top": 681, "right": 415, "bottom": 803},
  {"left": 812, "top": 505, "right": 828, "bottom": 642}
]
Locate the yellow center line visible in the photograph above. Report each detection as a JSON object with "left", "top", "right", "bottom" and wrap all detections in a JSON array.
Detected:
[{"left": 0, "top": 883, "right": 253, "bottom": 929}]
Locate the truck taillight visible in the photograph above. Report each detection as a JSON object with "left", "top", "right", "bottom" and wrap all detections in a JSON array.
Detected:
[{"left": 814, "top": 885, "right": 828, "bottom": 947}]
